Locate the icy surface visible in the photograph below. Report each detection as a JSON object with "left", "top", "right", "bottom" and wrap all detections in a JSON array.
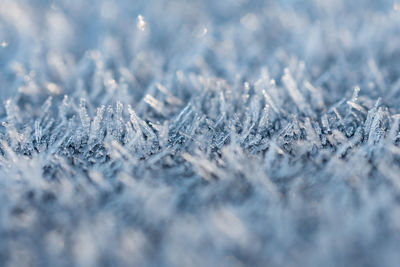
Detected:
[{"left": 1, "top": 0, "right": 400, "bottom": 266}]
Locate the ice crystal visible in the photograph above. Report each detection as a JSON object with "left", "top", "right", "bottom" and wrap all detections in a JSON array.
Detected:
[
  {"left": 0, "top": 0, "right": 400, "bottom": 266},
  {"left": 137, "top": 15, "right": 147, "bottom": 32}
]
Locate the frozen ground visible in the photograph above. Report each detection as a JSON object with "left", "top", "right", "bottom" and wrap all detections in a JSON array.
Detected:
[{"left": 1, "top": 0, "right": 400, "bottom": 266}]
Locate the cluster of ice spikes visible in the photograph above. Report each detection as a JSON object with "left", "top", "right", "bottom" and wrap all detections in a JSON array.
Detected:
[{"left": 1, "top": 0, "right": 400, "bottom": 266}]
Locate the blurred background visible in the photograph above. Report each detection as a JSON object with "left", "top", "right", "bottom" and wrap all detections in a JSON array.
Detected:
[{"left": 1, "top": 0, "right": 400, "bottom": 108}]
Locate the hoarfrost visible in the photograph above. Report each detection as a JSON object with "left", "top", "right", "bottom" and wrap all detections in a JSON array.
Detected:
[{"left": 0, "top": 0, "right": 399, "bottom": 266}]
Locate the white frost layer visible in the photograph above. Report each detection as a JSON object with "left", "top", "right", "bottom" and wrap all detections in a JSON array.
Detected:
[{"left": 0, "top": 0, "right": 400, "bottom": 266}]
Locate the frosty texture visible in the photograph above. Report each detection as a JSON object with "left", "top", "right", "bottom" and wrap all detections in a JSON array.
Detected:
[{"left": 0, "top": 0, "right": 400, "bottom": 266}]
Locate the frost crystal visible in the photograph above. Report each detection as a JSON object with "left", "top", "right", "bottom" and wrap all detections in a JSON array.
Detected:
[
  {"left": 1, "top": 0, "right": 400, "bottom": 266},
  {"left": 137, "top": 14, "right": 147, "bottom": 32}
]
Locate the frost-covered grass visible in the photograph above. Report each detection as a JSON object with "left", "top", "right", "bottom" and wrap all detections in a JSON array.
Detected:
[{"left": 1, "top": 0, "right": 400, "bottom": 266}]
